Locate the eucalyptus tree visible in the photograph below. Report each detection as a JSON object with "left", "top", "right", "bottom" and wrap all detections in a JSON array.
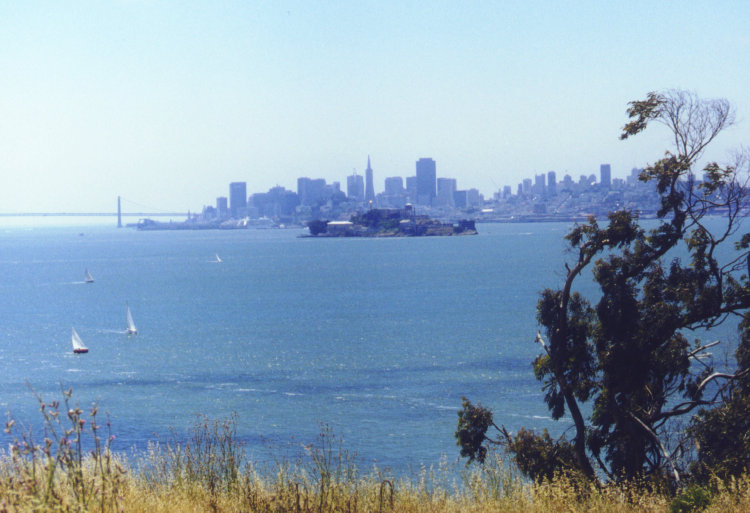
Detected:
[{"left": 457, "top": 90, "right": 750, "bottom": 484}]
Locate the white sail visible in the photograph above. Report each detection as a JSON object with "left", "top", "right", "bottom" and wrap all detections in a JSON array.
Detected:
[
  {"left": 215, "top": 253, "right": 222, "bottom": 263},
  {"left": 126, "top": 302, "right": 138, "bottom": 335},
  {"left": 72, "top": 328, "right": 88, "bottom": 353},
  {"left": 84, "top": 269, "right": 94, "bottom": 283}
]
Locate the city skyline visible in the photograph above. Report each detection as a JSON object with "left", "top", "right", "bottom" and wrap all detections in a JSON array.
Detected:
[
  {"left": 218, "top": 155, "right": 634, "bottom": 216},
  {"left": 181, "top": 154, "right": 664, "bottom": 228},
  {"left": 222, "top": 155, "right": 629, "bottom": 208},
  {"left": 2, "top": 2, "right": 749, "bottom": 214}
]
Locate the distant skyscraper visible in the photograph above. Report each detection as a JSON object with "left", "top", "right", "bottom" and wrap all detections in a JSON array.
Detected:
[
  {"left": 600, "top": 164, "right": 612, "bottom": 189},
  {"left": 454, "top": 190, "right": 468, "bottom": 208},
  {"left": 503, "top": 185, "right": 512, "bottom": 199},
  {"left": 384, "top": 176, "right": 404, "bottom": 196},
  {"left": 347, "top": 173, "right": 364, "bottom": 201},
  {"left": 297, "top": 177, "right": 326, "bottom": 206},
  {"left": 216, "top": 196, "right": 228, "bottom": 218},
  {"left": 547, "top": 171, "right": 557, "bottom": 196},
  {"left": 627, "top": 167, "right": 642, "bottom": 186},
  {"left": 406, "top": 176, "right": 417, "bottom": 201},
  {"left": 365, "top": 156, "right": 375, "bottom": 203},
  {"left": 534, "top": 173, "right": 546, "bottom": 195},
  {"left": 416, "top": 158, "right": 436, "bottom": 205},
  {"left": 437, "top": 178, "right": 457, "bottom": 207},
  {"left": 466, "top": 188, "right": 481, "bottom": 207},
  {"left": 562, "top": 174, "right": 574, "bottom": 192},
  {"left": 229, "top": 182, "right": 247, "bottom": 217},
  {"left": 382, "top": 176, "right": 405, "bottom": 208}
]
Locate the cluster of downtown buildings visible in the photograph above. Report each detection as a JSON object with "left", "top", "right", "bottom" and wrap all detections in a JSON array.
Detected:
[{"left": 197, "top": 157, "right": 666, "bottom": 226}]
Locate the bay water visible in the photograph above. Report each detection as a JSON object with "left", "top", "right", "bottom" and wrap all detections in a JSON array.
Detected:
[{"left": 0, "top": 221, "right": 663, "bottom": 473}]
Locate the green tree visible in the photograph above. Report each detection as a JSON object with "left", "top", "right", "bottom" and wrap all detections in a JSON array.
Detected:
[
  {"left": 457, "top": 90, "right": 750, "bottom": 484},
  {"left": 688, "top": 316, "right": 750, "bottom": 481},
  {"left": 307, "top": 219, "right": 328, "bottom": 236}
]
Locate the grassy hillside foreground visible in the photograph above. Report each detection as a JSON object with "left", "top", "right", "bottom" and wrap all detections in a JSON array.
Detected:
[
  {"left": 1, "top": 393, "right": 748, "bottom": 512},
  {"left": 1, "top": 449, "right": 749, "bottom": 513}
]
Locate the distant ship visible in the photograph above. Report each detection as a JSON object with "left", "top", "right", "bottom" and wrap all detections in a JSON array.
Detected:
[
  {"left": 84, "top": 269, "right": 94, "bottom": 283},
  {"left": 136, "top": 218, "right": 251, "bottom": 230}
]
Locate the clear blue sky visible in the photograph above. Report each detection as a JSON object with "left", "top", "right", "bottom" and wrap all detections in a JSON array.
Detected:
[{"left": 1, "top": 1, "right": 748, "bottom": 213}]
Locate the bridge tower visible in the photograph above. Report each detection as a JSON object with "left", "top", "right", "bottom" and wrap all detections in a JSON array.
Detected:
[{"left": 117, "top": 196, "right": 122, "bottom": 228}]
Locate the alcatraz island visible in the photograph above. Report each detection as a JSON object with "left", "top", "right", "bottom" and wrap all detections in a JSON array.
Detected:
[{"left": 303, "top": 205, "right": 477, "bottom": 237}]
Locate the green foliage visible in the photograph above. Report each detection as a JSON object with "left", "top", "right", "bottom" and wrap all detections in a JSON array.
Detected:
[
  {"left": 506, "top": 428, "right": 578, "bottom": 482},
  {"left": 535, "top": 289, "right": 597, "bottom": 417},
  {"left": 669, "top": 484, "right": 712, "bottom": 513},
  {"left": 455, "top": 401, "right": 582, "bottom": 482},
  {"left": 458, "top": 89, "right": 750, "bottom": 486},
  {"left": 455, "top": 397, "right": 495, "bottom": 464},
  {"left": 350, "top": 208, "right": 406, "bottom": 233},
  {"left": 620, "top": 91, "right": 663, "bottom": 139},
  {"left": 351, "top": 208, "right": 402, "bottom": 228},
  {"left": 688, "top": 319, "right": 750, "bottom": 482},
  {"left": 307, "top": 219, "right": 328, "bottom": 235},
  {"left": 547, "top": 90, "right": 746, "bottom": 482}
]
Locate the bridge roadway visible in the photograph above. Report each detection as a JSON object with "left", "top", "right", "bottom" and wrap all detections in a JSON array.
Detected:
[{"left": 0, "top": 212, "right": 188, "bottom": 217}]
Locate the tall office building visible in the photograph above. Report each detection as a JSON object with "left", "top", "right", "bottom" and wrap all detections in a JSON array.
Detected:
[
  {"left": 382, "top": 176, "right": 405, "bottom": 208},
  {"left": 365, "top": 156, "right": 375, "bottom": 203},
  {"left": 297, "top": 177, "right": 326, "bottom": 206},
  {"left": 347, "top": 173, "right": 364, "bottom": 201},
  {"left": 216, "top": 197, "right": 228, "bottom": 218},
  {"left": 415, "top": 158, "right": 436, "bottom": 205},
  {"left": 384, "top": 176, "right": 404, "bottom": 196},
  {"left": 437, "top": 178, "right": 456, "bottom": 207},
  {"left": 406, "top": 176, "right": 417, "bottom": 201},
  {"left": 229, "top": 182, "right": 247, "bottom": 217},
  {"left": 503, "top": 185, "right": 512, "bottom": 199},
  {"left": 547, "top": 171, "right": 557, "bottom": 196},
  {"left": 534, "top": 173, "right": 546, "bottom": 195},
  {"left": 454, "top": 190, "right": 468, "bottom": 208},
  {"left": 466, "top": 188, "right": 481, "bottom": 207},
  {"left": 600, "top": 164, "right": 611, "bottom": 189}
]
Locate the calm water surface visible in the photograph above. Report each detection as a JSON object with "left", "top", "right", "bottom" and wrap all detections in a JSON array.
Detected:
[{"left": 0, "top": 222, "right": 620, "bottom": 472}]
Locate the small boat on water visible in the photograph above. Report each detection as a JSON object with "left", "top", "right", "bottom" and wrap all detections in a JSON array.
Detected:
[
  {"left": 126, "top": 302, "right": 138, "bottom": 335},
  {"left": 84, "top": 269, "right": 94, "bottom": 283},
  {"left": 72, "top": 328, "right": 89, "bottom": 354},
  {"left": 215, "top": 253, "right": 223, "bottom": 263}
]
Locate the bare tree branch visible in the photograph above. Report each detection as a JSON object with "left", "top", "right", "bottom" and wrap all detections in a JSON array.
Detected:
[{"left": 629, "top": 412, "right": 681, "bottom": 484}]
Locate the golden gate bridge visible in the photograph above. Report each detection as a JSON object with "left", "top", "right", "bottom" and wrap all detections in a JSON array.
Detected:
[{"left": 0, "top": 197, "right": 189, "bottom": 227}]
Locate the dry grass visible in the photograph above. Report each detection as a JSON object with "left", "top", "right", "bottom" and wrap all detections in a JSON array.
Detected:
[
  {"left": 2, "top": 390, "right": 749, "bottom": 512},
  {"left": 2, "top": 447, "right": 749, "bottom": 513}
]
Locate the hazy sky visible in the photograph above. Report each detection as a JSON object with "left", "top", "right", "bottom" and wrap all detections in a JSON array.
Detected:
[{"left": 2, "top": 1, "right": 749, "bottom": 213}]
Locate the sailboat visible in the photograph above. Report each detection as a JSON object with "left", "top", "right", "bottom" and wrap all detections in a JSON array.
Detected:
[
  {"left": 84, "top": 269, "right": 94, "bottom": 283},
  {"left": 71, "top": 328, "right": 89, "bottom": 354},
  {"left": 125, "top": 302, "right": 138, "bottom": 335},
  {"left": 215, "top": 253, "right": 223, "bottom": 263}
]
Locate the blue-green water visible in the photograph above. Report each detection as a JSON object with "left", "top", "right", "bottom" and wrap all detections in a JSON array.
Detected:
[{"left": 0, "top": 222, "right": 633, "bottom": 471}]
